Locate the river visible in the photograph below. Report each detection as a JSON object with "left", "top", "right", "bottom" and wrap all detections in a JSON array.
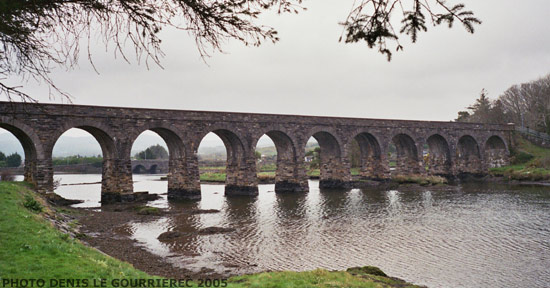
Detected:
[{"left": 29, "top": 174, "right": 550, "bottom": 287}]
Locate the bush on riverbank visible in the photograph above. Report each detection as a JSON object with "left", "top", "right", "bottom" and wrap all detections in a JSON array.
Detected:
[{"left": 0, "top": 182, "right": 421, "bottom": 287}]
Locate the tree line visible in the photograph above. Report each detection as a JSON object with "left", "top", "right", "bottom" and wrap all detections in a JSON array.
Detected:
[
  {"left": 456, "top": 74, "right": 550, "bottom": 134},
  {"left": 0, "top": 152, "right": 22, "bottom": 168}
]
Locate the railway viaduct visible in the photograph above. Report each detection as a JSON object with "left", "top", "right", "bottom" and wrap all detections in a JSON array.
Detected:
[{"left": 0, "top": 102, "right": 513, "bottom": 203}]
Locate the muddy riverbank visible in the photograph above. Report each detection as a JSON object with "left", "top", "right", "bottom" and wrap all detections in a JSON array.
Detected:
[{"left": 76, "top": 205, "right": 240, "bottom": 279}]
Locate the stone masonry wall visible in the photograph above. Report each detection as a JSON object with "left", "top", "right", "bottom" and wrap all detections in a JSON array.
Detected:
[{"left": 0, "top": 102, "right": 513, "bottom": 203}]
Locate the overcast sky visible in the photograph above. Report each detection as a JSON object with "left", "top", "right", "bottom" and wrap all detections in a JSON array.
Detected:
[{"left": 3, "top": 0, "right": 550, "bottom": 122}]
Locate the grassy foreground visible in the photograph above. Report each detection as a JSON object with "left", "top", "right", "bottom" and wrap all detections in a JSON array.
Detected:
[{"left": 0, "top": 182, "right": 421, "bottom": 288}]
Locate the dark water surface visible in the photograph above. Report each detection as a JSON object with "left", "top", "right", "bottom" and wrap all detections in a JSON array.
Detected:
[{"left": 48, "top": 174, "right": 550, "bottom": 288}]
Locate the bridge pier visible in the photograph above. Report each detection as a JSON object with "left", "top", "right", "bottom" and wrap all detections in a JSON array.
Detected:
[
  {"left": 427, "top": 155, "right": 452, "bottom": 176},
  {"left": 34, "top": 158, "right": 54, "bottom": 194},
  {"left": 100, "top": 158, "right": 136, "bottom": 203},
  {"left": 274, "top": 157, "right": 309, "bottom": 193},
  {"left": 319, "top": 155, "right": 352, "bottom": 189},
  {"left": 225, "top": 152, "right": 259, "bottom": 196},
  {"left": 167, "top": 155, "right": 201, "bottom": 200},
  {"left": 359, "top": 155, "right": 390, "bottom": 180},
  {"left": 23, "top": 158, "right": 36, "bottom": 185}
]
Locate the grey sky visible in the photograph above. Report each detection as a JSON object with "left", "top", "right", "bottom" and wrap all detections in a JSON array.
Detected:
[{"left": 3, "top": 0, "right": 550, "bottom": 122}]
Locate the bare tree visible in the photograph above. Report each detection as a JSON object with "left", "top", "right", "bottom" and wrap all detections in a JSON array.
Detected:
[{"left": 1, "top": 0, "right": 480, "bottom": 101}]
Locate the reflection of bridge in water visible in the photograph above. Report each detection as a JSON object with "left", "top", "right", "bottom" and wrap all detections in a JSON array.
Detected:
[
  {"left": 131, "top": 160, "right": 168, "bottom": 174},
  {"left": 0, "top": 102, "right": 512, "bottom": 204}
]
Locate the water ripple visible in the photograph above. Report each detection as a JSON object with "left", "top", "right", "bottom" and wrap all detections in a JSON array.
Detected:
[{"left": 55, "top": 175, "right": 550, "bottom": 288}]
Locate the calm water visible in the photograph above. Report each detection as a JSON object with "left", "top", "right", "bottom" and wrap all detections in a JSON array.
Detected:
[{"left": 49, "top": 174, "right": 550, "bottom": 288}]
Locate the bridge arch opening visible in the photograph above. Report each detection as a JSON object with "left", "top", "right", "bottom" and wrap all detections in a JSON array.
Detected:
[
  {"left": 305, "top": 131, "right": 347, "bottom": 188},
  {"left": 132, "top": 164, "right": 147, "bottom": 174},
  {"left": 348, "top": 132, "right": 383, "bottom": 180},
  {"left": 0, "top": 125, "right": 35, "bottom": 182},
  {"left": 390, "top": 133, "right": 420, "bottom": 176},
  {"left": 457, "top": 135, "right": 482, "bottom": 175},
  {"left": 130, "top": 128, "right": 184, "bottom": 195},
  {"left": 52, "top": 127, "right": 115, "bottom": 205},
  {"left": 426, "top": 134, "right": 452, "bottom": 176},
  {"left": 198, "top": 132, "right": 227, "bottom": 183},
  {"left": 255, "top": 131, "right": 304, "bottom": 192},
  {"left": 198, "top": 129, "right": 254, "bottom": 196},
  {"left": 485, "top": 135, "right": 508, "bottom": 168}
]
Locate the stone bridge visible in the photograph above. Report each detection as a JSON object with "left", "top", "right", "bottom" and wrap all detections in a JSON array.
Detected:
[
  {"left": 0, "top": 102, "right": 513, "bottom": 203},
  {"left": 132, "top": 160, "right": 169, "bottom": 174}
]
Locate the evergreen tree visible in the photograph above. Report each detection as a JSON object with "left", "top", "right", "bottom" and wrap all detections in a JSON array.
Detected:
[{"left": 467, "top": 89, "right": 492, "bottom": 123}]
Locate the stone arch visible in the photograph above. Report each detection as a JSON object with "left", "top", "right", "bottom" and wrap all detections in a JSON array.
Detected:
[
  {"left": 150, "top": 164, "right": 159, "bottom": 174},
  {"left": 51, "top": 123, "right": 116, "bottom": 159},
  {"left": 485, "top": 135, "right": 508, "bottom": 168},
  {"left": 457, "top": 135, "right": 483, "bottom": 175},
  {"left": 195, "top": 124, "right": 250, "bottom": 154},
  {"left": 51, "top": 123, "right": 118, "bottom": 197},
  {"left": 133, "top": 164, "right": 147, "bottom": 174},
  {"left": 426, "top": 134, "right": 452, "bottom": 176},
  {"left": 254, "top": 129, "right": 306, "bottom": 192},
  {"left": 349, "top": 131, "right": 385, "bottom": 179},
  {"left": 129, "top": 125, "right": 187, "bottom": 196},
  {"left": 391, "top": 133, "right": 421, "bottom": 175},
  {"left": 197, "top": 127, "right": 257, "bottom": 196},
  {"left": 128, "top": 125, "right": 185, "bottom": 159},
  {"left": 211, "top": 128, "right": 246, "bottom": 174},
  {"left": 0, "top": 120, "right": 40, "bottom": 184},
  {"left": 305, "top": 129, "right": 350, "bottom": 188}
]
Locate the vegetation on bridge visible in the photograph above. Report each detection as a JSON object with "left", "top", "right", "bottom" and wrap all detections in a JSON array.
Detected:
[{"left": 0, "top": 182, "right": 420, "bottom": 287}]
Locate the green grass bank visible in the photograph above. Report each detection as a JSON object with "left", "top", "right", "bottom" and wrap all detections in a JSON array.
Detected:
[
  {"left": 490, "top": 137, "right": 550, "bottom": 181},
  {"left": 0, "top": 182, "right": 421, "bottom": 288}
]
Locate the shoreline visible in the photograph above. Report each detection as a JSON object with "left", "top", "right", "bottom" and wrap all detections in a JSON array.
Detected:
[{"left": 0, "top": 181, "right": 423, "bottom": 287}]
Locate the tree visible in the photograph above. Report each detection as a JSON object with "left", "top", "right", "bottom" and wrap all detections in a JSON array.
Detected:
[
  {"left": 1, "top": 0, "right": 480, "bottom": 101},
  {"left": 307, "top": 147, "right": 321, "bottom": 169},
  {"left": 456, "top": 89, "right": 508, "bottom": 124},
  {"left": 455, "top": 111, "right": 470, "bottom": 122},
  {"left": 0, "top": 152, "right": 5, "bottom": 161},
  {"left": 467, "top": 89, "right": 492, "bottom": 123},
  {"left": 135, "top": 144, "right": 168, "bottom": 160},
  {"left": 456, "top": 74, "right": 550, "bottom": 133},
  {"left": 6, "top": 153, "right": 22, "bottom": 167}
]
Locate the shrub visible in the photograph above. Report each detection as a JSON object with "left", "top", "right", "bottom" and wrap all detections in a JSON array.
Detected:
[
  {"left": 512, "top": 151, "right": 534, "bottom": 165},
  {"left": 23, "top": 195, "right": 43, "bottom": 213}
]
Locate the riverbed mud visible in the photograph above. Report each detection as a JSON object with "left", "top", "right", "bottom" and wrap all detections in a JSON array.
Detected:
[{"left": 75, "top": 206, "right": 234, "bottom": 279}]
